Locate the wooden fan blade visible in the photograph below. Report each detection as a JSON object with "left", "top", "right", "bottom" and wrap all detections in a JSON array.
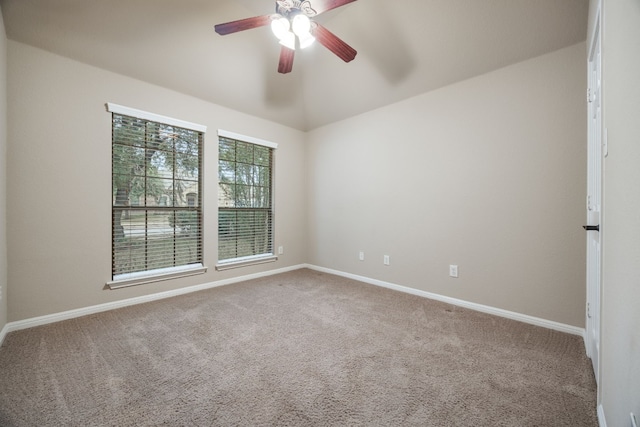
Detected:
[
  {"left": 312, "top": 0, "right": 358, "bottom": 15},
  {"left": 278, "top": 46, "right": 295, "bottom": 74},
  {"left": 312, "top": 23, "right": 357, "bottom": 62},
  {"left": 215, "top": 15, "right": 272, "bottom": 35}
]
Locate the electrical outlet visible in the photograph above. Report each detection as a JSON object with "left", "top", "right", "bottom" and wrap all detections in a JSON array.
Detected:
[
  {"left": 449, "top": 265, "right": 459, "bottom": 278},
  {"left": 278, "top": 246, "right": 284, "bottom": 255},
  {"left": 359, "top": 251, "right": 364, "bottom": 261},
  {"left": 383, "top": 255, "right": 390, "bottom": 266}
]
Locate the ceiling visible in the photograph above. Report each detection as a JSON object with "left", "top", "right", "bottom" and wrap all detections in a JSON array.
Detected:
[{"left": 0, "top": 0, "right": 589, "bottom": 131}]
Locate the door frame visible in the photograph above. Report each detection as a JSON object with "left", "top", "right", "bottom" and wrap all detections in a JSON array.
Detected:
[{"left": 585, "top": 1, "right": 603, "bottom": 387}]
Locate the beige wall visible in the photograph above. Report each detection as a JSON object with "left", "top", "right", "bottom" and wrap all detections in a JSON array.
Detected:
[
  {"left": 0, "top": 7, "right": 7, "bottom": 331},
  {"left": 596, "top": 0, "right": 640, "bottom": 425},
  {"left": 307, "top": 43, "right": 587, "bottom": 327},
  {"left": 6, "top": 41, "right": 307, "bottom": 321}
]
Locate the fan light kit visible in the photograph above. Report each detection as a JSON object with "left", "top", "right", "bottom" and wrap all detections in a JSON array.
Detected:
[
  {"left": 272, "top": 14, "right": 315, "bottom": 49},
  {"left": 215, "top": 0, "right": 358, "bottom": 74}
]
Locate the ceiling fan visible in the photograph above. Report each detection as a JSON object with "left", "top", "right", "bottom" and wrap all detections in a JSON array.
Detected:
[{"left": 214, "top": 0, "right": 358, "bottom": 74}]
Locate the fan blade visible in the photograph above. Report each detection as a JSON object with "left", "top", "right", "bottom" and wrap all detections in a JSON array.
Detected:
[
  {"left": 312, "top": 23, "right": 357, "bottom": 63},
  {"left": 278, "top": 46, "right": 295, "bottom": 74},
  {"left": 215, "top": 15, "right": 272, "bottom": 35},
  {"left": 312, "top": 0, "right": 358, "bottom": 15}
]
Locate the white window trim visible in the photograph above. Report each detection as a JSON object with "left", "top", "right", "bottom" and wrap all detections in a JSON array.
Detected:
[
  {"left": 217, "top": 130, "right": 277, "bottom": 270},
  {"left": 218, "top": 129, "right": 278, "bottom": 149},
  {"left": 107, "top": 103, "right": 207, "bottom": 133},
  {"left": 107, "top": 102, "right": 207, "bottom": 289},
  {"left": 107, "top": 264, "right": 208, "bottom": 289},
  {"left": 215, "top": 255, "right": 278, "bottom": 271}
]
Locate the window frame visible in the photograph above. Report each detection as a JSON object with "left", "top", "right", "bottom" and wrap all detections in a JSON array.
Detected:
[
  {"left": 106, "top": 103, "right": 207, "bottom": 289},
  {"left": 216, "top": 129, "right": 278, "bottom": 271}
]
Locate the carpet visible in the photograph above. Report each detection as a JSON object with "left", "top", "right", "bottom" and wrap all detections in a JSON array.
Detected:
[{"left": 0, "top": 269, "right": 597, "bottom": 426}]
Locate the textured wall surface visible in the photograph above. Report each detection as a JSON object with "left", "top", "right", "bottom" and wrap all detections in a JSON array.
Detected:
[
  {"left": 6, "top": 41, "right": 307, "bottom": 321},
  {"left": 307, "top": 43, "right": 587, "bottom": 327}
]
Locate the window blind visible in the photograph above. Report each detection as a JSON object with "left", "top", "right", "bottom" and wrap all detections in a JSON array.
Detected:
[
  {"left": 218, "top": 135, "right": 275, "bottom": 264},
  {"left": 110, "top": 107, "right": 204, "bottom": 281}
]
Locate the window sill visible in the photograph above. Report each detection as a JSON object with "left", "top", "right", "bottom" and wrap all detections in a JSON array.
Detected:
[
  {"left": 215, "top": 254, "right": 278, "bottom": 271},
  {"left": 107, "top": 264, "right": 207, "bottom": 289}
]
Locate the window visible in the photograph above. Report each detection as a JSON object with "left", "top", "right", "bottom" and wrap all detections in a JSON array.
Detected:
[
  {"left": 217, "top": 130, "right": 277, "bottom": 269},
  {"left": 107, "top": 103, "right": 207, "bottom": 288}
]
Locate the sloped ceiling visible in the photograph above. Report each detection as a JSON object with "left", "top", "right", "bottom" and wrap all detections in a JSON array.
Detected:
[{"left": 0, "top": 0, "right": 588, "bottom": 131}]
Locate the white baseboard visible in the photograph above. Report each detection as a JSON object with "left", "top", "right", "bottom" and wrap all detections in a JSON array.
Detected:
[
  {"left": 597, "top": 404, "right": 607, "bottom": 427},
  {"left": 305, "top": 264, "right": 586, "bottom": 337},
  {"left": 0, "top": 323, "right": 8, "bottom": 348},
  {"left": 0, "top": 263, "right": 585, "bottom": 347},
  {"left": 0, "top": 264, "right": 306, "bottom": 345}
]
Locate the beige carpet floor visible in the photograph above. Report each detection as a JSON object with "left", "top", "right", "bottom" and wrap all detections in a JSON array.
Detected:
[{"left": 0, "top": 269, "right": 597, "bottom": 426}]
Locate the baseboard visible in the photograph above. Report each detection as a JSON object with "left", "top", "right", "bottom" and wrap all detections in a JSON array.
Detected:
[
  {"left": 1, "top": 263, "right": 585, "bottom": 346},
  {"left": 305, "top": 264, "right": 586, "bottom": 337},
  {"left": 0, "top": 322, "right": 9, "bottom": 348},
  {"left": 0, "top": 264, "right": 307, "bottom": 342},
  {"left": 597, "top": 404, "right": 607, "bottom": 427}
]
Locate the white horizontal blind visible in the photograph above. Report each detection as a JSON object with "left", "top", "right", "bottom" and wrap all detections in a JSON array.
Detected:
[
  {"left": 111, "top": 110, "right": 204, "bottom": 279},
  {"left": 218, "top": 135, "right": 274, "bottom": 263}
]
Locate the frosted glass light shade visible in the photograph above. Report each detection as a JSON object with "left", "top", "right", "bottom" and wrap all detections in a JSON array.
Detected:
[
  {"left": 279, "top": 31, "right": 296, "bottom": 50},
  {"left": 298, "top": 32, "right": 315, "bottom": 49},
  {"left": 271, "top": 16, "right": 290, "bottom": 40},
  {"left": 292, "top": 14, "right": 311, "bottom": 37}
]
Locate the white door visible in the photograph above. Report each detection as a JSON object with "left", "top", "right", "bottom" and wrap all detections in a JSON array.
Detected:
[{"left": 585, "top": 12, "right": 602, "bottom": 384}]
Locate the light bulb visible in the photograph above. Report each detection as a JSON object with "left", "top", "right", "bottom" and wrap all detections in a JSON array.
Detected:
[
  {"left": 291, "top": 14, "right": 311, "bottom": 37},
  {"left": 271, "top": 16, "right": 290, "bottom": 40}
]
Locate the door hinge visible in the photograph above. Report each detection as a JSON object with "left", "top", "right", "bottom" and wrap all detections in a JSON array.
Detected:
[
  {"left": 587, "top": 88, "right": 592, "bottom": 103},
  {"left": 587, "top": 302, "right": 592, "bottom": 319}
]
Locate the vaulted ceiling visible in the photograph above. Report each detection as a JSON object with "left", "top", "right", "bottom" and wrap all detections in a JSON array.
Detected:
[{"left": 0, "top": 0, "right": 589, "bottom": 131}]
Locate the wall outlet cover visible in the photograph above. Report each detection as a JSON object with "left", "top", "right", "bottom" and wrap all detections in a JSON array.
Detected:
[{"left": 449, "top": 265, "right": 459, "bottom": 278}]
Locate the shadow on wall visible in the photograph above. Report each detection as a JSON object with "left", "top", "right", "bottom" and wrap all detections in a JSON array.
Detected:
[
  {"left": 349, "top": 0, "right": 416, "bottom": 84},
  {"left": 261, "top": 41, "right": 309, "bottom": 133}
]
